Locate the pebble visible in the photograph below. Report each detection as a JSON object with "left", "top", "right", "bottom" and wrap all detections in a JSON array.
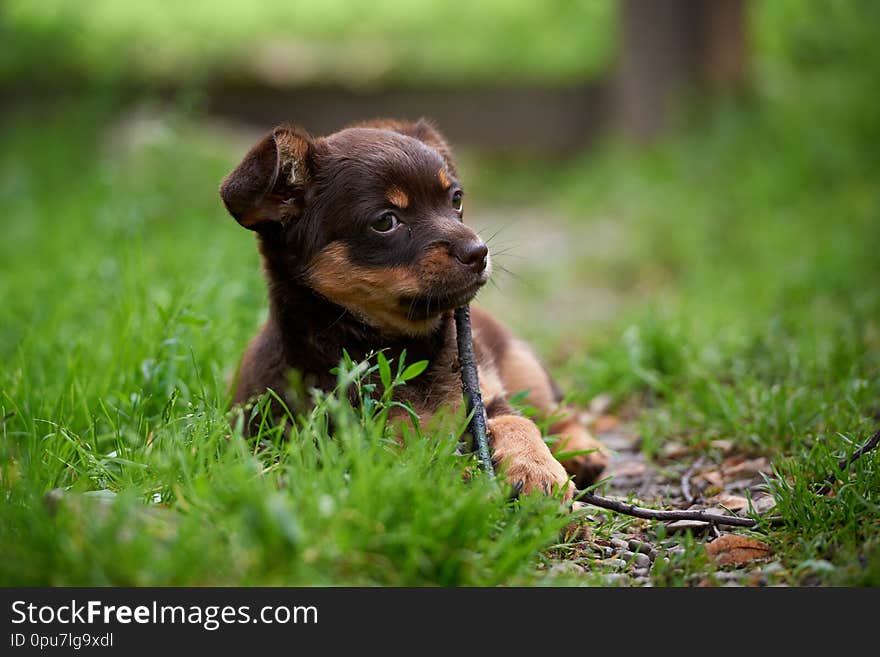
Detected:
[
  {"left": 548, "top": 562, "right": 585, "bottom": 577},
  {"left": 610, "top": 538, "right": 629, "bottom": 550},
  {"left": 631, "top": 567, "right": 650, "bottom": 578},
  {"left": 627, "top": 539, "right": 657, "bottom": 560},
  {"left": 631, "top": 552, "right": 652, "bottom": 569},
  {"left": 602, "top": 573, "right": 630, "bottom": 585},
  {"left": 606, "top": 559, "right": 628, "bottom": 570}
]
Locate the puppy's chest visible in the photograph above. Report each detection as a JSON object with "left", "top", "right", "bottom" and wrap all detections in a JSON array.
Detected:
[{"left": 393, "top": 356, "right": 462, "bottom": 412}]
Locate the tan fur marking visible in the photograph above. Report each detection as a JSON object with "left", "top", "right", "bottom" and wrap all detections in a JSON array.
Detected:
[
  {"left": 305, "top": 242, "right": 443, "bottom": 335},
  {"left": 386, "top": 186, "right": 410, "bottom": 209},
  {"left": 488, "top": 415, "right": 574, "bottom": 501},
  {"left": 549, "top": 416, "right": 609, "bottom": 487},
  {"left": 438, "top": 168, "right": 451, "bottom": 190}
]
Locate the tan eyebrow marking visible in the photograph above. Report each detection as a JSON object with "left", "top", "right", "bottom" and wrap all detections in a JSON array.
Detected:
[
  {"left": 438, "top": 169, "right": 451, "bottom": 190},
  {"left": 385, "top": 186, "right": 409, "bottom": 209}
]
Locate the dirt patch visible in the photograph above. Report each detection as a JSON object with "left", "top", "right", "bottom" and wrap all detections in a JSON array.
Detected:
[{"left": 549, "top": 417, "right": 783, "bottom": 586}]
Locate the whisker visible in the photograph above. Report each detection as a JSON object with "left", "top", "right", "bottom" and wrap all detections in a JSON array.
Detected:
[
  {"left": 488, "top": 248, "right": 525, "bottom": 260},
  {"left": 483, "top": 225, "right": 509, "bottom": 245},
  {"left": 492, "top": 263, "right": 534, "bottom": 289}
]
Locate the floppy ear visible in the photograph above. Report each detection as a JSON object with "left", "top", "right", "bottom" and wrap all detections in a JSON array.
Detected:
[{"left": 219, "top": 125, "right": 313, "bottom": 229}]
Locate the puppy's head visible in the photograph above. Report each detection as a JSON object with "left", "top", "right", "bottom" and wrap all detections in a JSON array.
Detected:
[{"left": 220, "top": 119, "right": 490, "bottom": 335}]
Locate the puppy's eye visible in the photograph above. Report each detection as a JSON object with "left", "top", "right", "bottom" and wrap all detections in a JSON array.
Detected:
[
  {"left": 452, "top": 191, "right": 463, "bottom": 213},
  {"left": 371, "top": 212, "right": 399, "bottom": 233}
]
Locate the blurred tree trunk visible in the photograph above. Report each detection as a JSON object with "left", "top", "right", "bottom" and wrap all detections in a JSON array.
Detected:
[{"left": 615, "top": 0, "right": 748, "bottom": 140}]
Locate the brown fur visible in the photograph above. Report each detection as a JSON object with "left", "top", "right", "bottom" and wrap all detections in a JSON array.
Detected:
[{"left": 220, "top": 118, "right": 606, "bottom": 498}]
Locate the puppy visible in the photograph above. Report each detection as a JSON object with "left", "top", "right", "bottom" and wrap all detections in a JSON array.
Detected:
[{"left": 220, "top": 119, "right": 607, "bottom": 500}]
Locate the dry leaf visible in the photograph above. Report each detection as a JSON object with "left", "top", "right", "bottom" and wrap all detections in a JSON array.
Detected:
[
  {"left": 661, "top": 441, "right": 690, "bottom": 459},
  {"left": 706, "top": 534, "right": 774, "bottom": 565},
  {"left": 722, "top": 456, "right": 771, "bottom": 478},
  {"left": 594, "top": 415, "right": 620, "bottom": 433},
  {"left": 710, "top": 439, "right": 734, "bottom": 453},
  {"left": 706, "top": 493, "right": 750, "bottom": 512},
  {"left": 695, "top": 470, "right": 725, "bottom": 489}
]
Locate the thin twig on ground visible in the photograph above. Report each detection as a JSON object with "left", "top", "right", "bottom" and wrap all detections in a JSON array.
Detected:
[{"left": 573, "top": 489, "right": 775, "bottom": 527}]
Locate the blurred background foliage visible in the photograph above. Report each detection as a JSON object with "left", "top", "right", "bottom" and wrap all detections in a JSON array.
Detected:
[{"left": 0, "top": 0, "right": 615, "bottom": 87}]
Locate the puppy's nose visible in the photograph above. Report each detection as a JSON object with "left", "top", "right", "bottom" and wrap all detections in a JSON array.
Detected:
[{"left": 455, "top": 241, "right": 489, "bottom": 273}]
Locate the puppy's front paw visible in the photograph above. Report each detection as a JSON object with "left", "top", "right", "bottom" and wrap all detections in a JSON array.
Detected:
[{"left": 488, "top": 415, "right": 575, "bottom": 502}]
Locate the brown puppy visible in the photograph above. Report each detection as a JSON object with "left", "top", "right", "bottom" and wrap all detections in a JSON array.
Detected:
[{"left": 220, "top": 119, "right": 607, "bottom": 500}]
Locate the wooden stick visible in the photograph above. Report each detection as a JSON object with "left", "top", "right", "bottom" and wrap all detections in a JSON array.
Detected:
[
  {"left": 454, "top": 305, "right": 494, "bottom": 476},
  {"left": 574, "top": 489, "right": 779, "bottom": 527}
]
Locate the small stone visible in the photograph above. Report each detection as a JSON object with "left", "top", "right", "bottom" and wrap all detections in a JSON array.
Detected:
[
  {"left": 610, "top": 538, "right": 629, "bottom": 550},
  {"left": 632, "top": 568, "right": 650, "bottom": 578},
  {"left": 627, "top": 539, "right": 655, "bottom": 558},
  {"left": 631, "top": 553, "right": 652, "bottom": 569},
  {"left": 548, "top": 562, "right": 584, "bottom": 577},
  {"left": 617, "top": 549, "right": 650, "bottom": 569},
  {"left": 606, "top": 559, "right": 628, "bottom": 570}
]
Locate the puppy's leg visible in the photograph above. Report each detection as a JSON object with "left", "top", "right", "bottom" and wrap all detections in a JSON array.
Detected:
[
  {"left": 496, "top": 338, "right": 608, "bottom": 489},
  {"left": 548, "top": 413, "right": 609, "bottom": 489},
  {"left": 487, "top": 413, "right": 575, "bottom": 502},
  {"left": 478, "top": 364, "right": 574, "bottom": 501}
]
